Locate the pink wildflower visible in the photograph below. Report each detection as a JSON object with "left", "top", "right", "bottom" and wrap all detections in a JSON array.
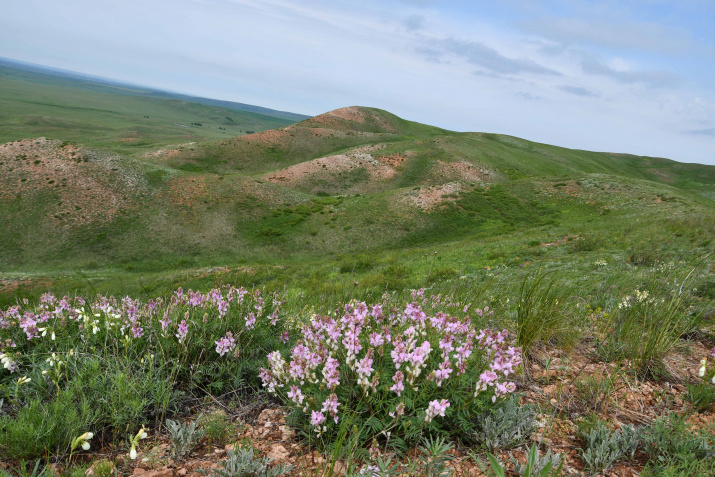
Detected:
[
  {"left": 425, "top": 399, "right": 450, "bottom": 422},
  {"left": 176, "top": 320, "right": 188, "bottom": 343},
  {"left": 310, "top": 410, "right": 326, "bottom": 427},
  {"left": 390, "top": 371, "right": 405, "bottom": 396},
  {"left": 287, "top": 385, "right": 305, "bottom": 405},
  {"left": 215, "top": 331, "right": 236, "bottom": 356},
  {"left": 245, "top": 312, "right": 256, "bottom": 330}
]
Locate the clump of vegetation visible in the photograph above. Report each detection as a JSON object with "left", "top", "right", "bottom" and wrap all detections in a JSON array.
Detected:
[
  {"left": 516, "top": 271, "right": 576, "bottom": 358},
  {"left": 468, "top": 395, "right": 536, "bottom": 451},
  {"left": 167, "top": 416, "right": 205, "bottom": 459},
  {"left": 579, "top": 421, "right": 640, "bottom": 474},
  {"left": 260, "top": 294, "right": 522, "bottom": 451},
  {"left": 597, "top": 282, "right": 702, "bottom": 376},
  {"left": 198, "top": 447, "right": 293, "bottom": 477}
]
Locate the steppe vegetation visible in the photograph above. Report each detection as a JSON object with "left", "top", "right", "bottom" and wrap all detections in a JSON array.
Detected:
[{"left": 0, "top": 63, "right": 714, "bottom": 476}]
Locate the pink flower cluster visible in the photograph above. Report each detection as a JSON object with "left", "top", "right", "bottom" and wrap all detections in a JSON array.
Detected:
[
  {"left": 425, "top": 399, "right": 450, "bottom": 422},
  {"left": 259, "top": 299, "right": 522, "bottom": 433},
  {"left": 474, "top": 329, "right": 522, "bottom": 401},
  {"left": 215, "top": 331, "right": 236, "bottom": 356},
  {"left": 0, "top": 286, "right": 279, "bottom": 355}
]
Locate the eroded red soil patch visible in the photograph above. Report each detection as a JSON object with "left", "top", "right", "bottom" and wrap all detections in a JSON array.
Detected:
[
  {"left": 0, "top": 138, "right": 140, "bottom": 227},
  {"left": 401, "top": 182, "right": 462, "bottom": 210}
]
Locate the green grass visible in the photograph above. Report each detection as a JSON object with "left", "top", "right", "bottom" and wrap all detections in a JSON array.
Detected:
[
  {"left": 0, "top": 63, "right": 295, "bottom": 155},
  {"left": 0, "top": 71, "right": 713, "bottom": 323}
]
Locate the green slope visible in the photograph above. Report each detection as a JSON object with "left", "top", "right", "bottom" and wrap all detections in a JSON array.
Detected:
[
  {"left": 0, "top": 59, "right": 301, "bottom": 154},
  {"left": 0, "top": 100, "right": 713, "bottom": 297}
]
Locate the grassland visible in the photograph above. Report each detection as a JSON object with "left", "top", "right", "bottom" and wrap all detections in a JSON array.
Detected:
[
  {"left": 0, "top": 59, "right": 301, "bottom": 156},
  {"left": 0, "top": 63, "right": 714, "bottom": 477}
]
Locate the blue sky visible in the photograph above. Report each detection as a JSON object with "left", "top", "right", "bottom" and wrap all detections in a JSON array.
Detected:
[{"left": 1, "top": 0, "right": 714, "bottom": 165}]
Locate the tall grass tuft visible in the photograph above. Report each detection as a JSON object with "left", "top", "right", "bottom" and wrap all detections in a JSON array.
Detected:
[
  {"left": 598, "top": 278, "right": 702, "bottom": 377},
  {"left": 516, "top": 270, "right": 576, "bottom": 359}
]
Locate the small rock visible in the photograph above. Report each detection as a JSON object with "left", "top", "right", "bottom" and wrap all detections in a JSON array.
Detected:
[
  {"left": 177, "top": 468, "right": 188, "bottom": 476},
  {"left": 279, "top": 425, "right": 296, "bottom": 440},
  {"left": 268, "top": 444, "right": 290, "bottom": 462}
]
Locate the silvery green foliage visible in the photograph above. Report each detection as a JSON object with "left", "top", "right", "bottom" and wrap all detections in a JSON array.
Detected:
[
  {"left": 166, "top": 415, "right": 206, "bottom": 459},
  {"left": 198, "top": 448, "right": 293, "bottom": 477},
  {"left": 618, "top": 424, "right": 641, "bottom": 459},
  {"left": 472, "top": 396, "right": 536, "bottom": 451},
  {"left": 511, "top": 444, "right": 563, "bottom": 477},
  {"left": 580, "top": 422, "right": 641, "bottom": 474}
]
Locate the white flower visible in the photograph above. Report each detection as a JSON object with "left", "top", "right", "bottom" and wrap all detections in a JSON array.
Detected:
[
  {"left": 130, "top": 448, "right": 137, "bottom": 459},
  {"left": 140, "top": 432, "right": 148, "bottom": 439},
  {"left": 82, "top": 442, "right": 90, "bottom": 450}
]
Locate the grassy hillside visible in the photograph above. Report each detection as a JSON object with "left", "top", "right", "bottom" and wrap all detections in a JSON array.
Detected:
[
  {"left": 0, "top": 59, "right": 300, "bottom": 155},
  {"left": 1, "top": 101, "right": 713, "bottom": 307}
]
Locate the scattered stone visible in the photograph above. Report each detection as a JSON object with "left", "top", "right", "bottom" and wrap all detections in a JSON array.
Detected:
[{"left": 268, "top": 444, "right": 290, "bottom": 462}]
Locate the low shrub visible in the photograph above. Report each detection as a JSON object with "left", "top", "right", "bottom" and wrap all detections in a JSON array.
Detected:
[
  {"left": 198, "top": 447, "right": 292, "bottom": 477},
  {"left": 579, "top": 421, "right": 640, "bottom": 474},
  {"left": 167, "top": 415, "right": 205, "bottom": 460},
  {"left": 597, "top": 285, "right": 702, "bottom": 375},
  {"left": 0, "top": 287, "right": 288, "bottom": 459},
  {"left": 640, "top": 413, "right": 714, "bottom": 467}
]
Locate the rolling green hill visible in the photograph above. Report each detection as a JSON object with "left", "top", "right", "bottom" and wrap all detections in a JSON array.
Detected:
[
  {"left": 0, "top": 66, "right": 713, "bottom": 302},
  {"left": 0, "top": 58, "right": 305, "bottom": 155}
]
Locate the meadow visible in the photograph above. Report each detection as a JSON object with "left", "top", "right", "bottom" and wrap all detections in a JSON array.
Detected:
[{"left": 0, "top": 63, "right": 714, "bottom": 477}]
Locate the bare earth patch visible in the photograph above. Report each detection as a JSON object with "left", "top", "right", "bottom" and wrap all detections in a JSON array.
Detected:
[
  {"left": 264, "top": 152, "right": 397, "bottom": 193},
  {"left": 0, "top": 138, "right": 141, "bottom": 227},
  {"left": 431, "top": 160, "right": 494, "bottom": 183},
  {"left": 402, "top": 182, "right": 462, "bottom": 210}
]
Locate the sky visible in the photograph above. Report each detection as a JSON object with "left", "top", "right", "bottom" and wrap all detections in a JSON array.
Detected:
[{"left": 1, "top": 0, "right": 714, "bottom": 165}]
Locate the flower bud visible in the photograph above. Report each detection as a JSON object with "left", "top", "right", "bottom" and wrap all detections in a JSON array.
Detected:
[
  {"left": 130, "top": 448, "right": 137, "bottom": 459},
  {"left": 82, "top": 442, "right": 90, "bottom": 450}
]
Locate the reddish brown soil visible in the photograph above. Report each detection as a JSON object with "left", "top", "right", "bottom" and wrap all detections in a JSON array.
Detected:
[
  {"left": 0, "top": 138, "right": 138, "bottom": 227},
  {"left": 401, "top": 182, "right": 462, "bottom": 210}
]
